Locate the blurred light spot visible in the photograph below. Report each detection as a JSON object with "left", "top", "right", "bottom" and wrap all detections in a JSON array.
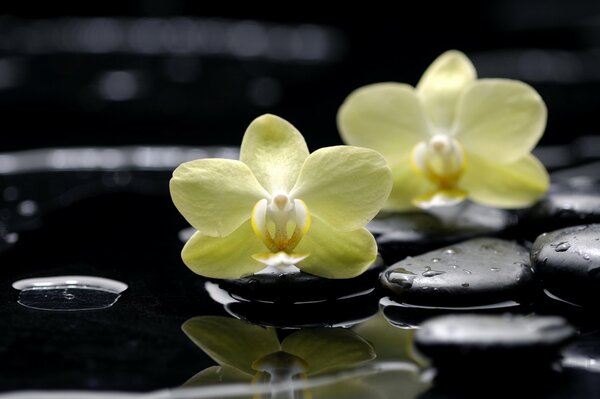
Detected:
[
  {"left": 76, "top": 18, "right": 124, "bottom": 53},
  {"left": 0, "top": 155, "right": 18, "bottom": 173},
  {"left": 17, "top": 200, "right": 38, "bottom": 217},
  {"left": 473, "top": 49, "right": 586, "bottom": 83},
  {"left": 0, "top": 58, "right": 21, "bottom": 90},
  {"left": 2, "top": 186, "right": 19, "bottom": 202},
  {"left": 4, "top": 232, "right": 18, "bottom": 244},
  {"left": 265, "top": 26, "right": 293, "bottom": 60},
  {"left": 163, "top": 56, "right": 201, "bottom": 83},
  {"left": 97, "top": 71, "right": 140, "bottom": 101},
  {"left": 227, "top": 21, "right": 268, "bottom": 58},
  {"left": 7, "top": 17, "right": 344, "bottom": 62},
  {"left": 291, "top": 25, "right": 329, "bottom": 61},
  {"left": 160, "top": 17, "right": 196, "bottom": 54},
  {"left": 127, "top": 18, "right": 163, "bottom": 54},
  {"left": 248, "top": 77, "right": 282, "bottom": 107}
]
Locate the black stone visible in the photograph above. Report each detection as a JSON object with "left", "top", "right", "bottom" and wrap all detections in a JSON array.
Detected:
[
  {"left": 531, "top": 224, "right": 600, "bottom": 306},
  {"left": 415, "top": 314, "right": 575, "bottom": 372},
  {"left": 380, "top": 238, "right": 537, "bottom": 307},
  {"left": 216, "top": 255, "right": 385, "bottom": 303},
  {"left": 371, "top": 203, "right": 516, "bottom": 263},
  {"left": 518, "top": 177, "right": 600, "bottom": 240},
  {"left": 225, "top": 290, "right": 380, "bottom": 329}
]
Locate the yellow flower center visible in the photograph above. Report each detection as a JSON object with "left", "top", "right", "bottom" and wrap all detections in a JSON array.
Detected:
[
  {"left": 251, "top": 193, "right": 311, "bottom": 255},
  {"left": 411, "top": 134, "right": 466, "bottom": 189}
]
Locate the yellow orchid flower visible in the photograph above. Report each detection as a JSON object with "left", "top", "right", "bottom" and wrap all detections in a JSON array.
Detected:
[
  {"left": 170, "top": 114, "right": 392, "bottom": 279},
  {"left": 338, "top": 50, "right": 550, "bottom": 210}
]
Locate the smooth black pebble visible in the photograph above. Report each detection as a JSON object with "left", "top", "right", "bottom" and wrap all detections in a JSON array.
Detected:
[
  {"left": 216, "top": 256, "right": 384, "bottom": 303},
  {"left": 531, "top": 224, "right": 600, "bottom": 306},
  {"left": 380, "top": 238, "right": 537, "bottom": 307},
  {"left": 370, "top": 203, "right": 516, "bottom": 263},
  {"left": 415, "top": 314, "right": 575, "bottom": 372},
  {"left": 518, "top": 177, "right": 600, "bottom": 240}
]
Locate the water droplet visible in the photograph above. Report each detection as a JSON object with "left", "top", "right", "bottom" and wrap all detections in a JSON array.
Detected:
[
  {"left": 450, "top": 265, "right": 458, "bottom": 269},
  {"left": 12, "top": 276, "right": 127, "bottom": 311},
  {"left": 421, "top": 286, "right": 429, "bottom": 290},
  {"left": 463, "top": 269, "right": 472, "bottom": 275},
  {"left": 431, "top": 257, "right": 441, "bottom": 263},
  {"left": 554, "top": 242, "right": 571, "bottom": 252},
  {"left": 583, "top": 253, "right": 591, "bottom": 261},
  {"left": 462, "top": 283, "right": 470, "bottom": 288},
  {"left": 422, "top": 266, "right": 445, "bottom": 277},
  {"left": 490, "top": 267, "right": 500, "bottom": 272},
  {"left": 386, "top": 269, "right": 416, "bottom": 289},
  {"left": 63, "top": 291, "right": 75, "bottom": 300},
  {"left": 443, "top": 248, "right": 456, "bottom": 255}
]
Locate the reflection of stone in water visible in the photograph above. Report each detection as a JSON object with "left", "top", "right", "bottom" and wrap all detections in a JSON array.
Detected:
[{"left": 12, "top": 275, "right": 127, "bottom": 311}]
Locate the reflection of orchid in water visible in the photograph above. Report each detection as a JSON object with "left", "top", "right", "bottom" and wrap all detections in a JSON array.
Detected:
[
  {"left": 181, "top": 314, "right": 430, "bottom": 399},
  {"left": 182, "top": 316, "right": 375, "bottom": 390}
]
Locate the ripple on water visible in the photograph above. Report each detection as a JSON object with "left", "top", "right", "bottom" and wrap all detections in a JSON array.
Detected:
[{"left": 12, "top": 276, "right": 128, "bottom": 311}]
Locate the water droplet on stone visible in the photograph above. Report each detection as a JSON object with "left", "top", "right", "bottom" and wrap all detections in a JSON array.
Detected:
[
  {"left": 554, "top": 242, "right": 571, "bottom": 252},
  {"left": 463, "top": 269, "right": 472, "bottom": 275},
  {"left": 12, "top": 276, "right": 127, "bottom": 311},
  {"left": 444, "top": 248, "right": 456, "bottom": 255},
  {"left": 431, "top": 257, "right": 441, "bottom": 263},
  {"left": 490, "top": 268, "right": 500, "bottom": 272},
  {"left": 386, "top": 268, "right": 416, "bottom": 289},
  {"left": 63, "top": 291, "right": 75, "bottom": 300},
  {"left": 583, "top": 253, "right": 591, "bottom": 261},
  {"left": 450, "top": 265, "right": 458, "bottom": 269},
  {"left": 422, "top": 266, "right": 445, "bottom": 277}
]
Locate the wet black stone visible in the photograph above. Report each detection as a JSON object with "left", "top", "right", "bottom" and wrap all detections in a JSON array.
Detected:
[
  {"left": 216, "top": 256, "right": 385, "bottom": 303},
  {"left": 518, "top": 177, "right": 600, "bottom": 240},
  {"left": 370, "top": 204, "right": 516, "bottom": 263},
  {"left": 415, "top": 314, "right": 575, "bottom": 372},
  {"left": 225, "top": 290, "right": 380, "bottom": 329},
  {"left": 531, "top": 224, "right": 600, "bottom": 306},
  {"left": 380, "top": 238, "right": 537, "bottom": 307}
]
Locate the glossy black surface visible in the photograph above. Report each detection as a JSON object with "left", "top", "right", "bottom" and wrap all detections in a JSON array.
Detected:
[{"left": 0, "top": 150, "right": 598, "bottom": 399}]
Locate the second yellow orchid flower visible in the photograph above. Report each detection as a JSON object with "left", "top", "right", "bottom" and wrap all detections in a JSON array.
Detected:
[{"left": 338, "top": 50, "right": 549, "bottom": 210}]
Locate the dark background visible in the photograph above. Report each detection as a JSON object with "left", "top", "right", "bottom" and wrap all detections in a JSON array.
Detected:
[
  {"left": 1, "top": 0, "right": 600, "bottom": 152},
  {"left": 1, "top": 1, "right": 600, "bottom": 392}
]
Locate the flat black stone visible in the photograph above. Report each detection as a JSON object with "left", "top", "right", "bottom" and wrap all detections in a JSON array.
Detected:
[
  {"left": 518, "top": 177, "right": 600, "bottom": 240},
  {"left": 216, "top": 255, "right": 385, "bottom": 303},
  {"left": 415, "top": 314, "right": 575, "bottom": 372},
  {"left": 380, "top": 238, "right": 537, "bottom": 307},
  {"left": 225, "top": 290, "right": 380, "bottom": 329},
  {"left": 371, "top": 203, "right": 516, "bottom": 263},
  {"left": 531, "top": 224, "right": 600, "bottom": 306}
]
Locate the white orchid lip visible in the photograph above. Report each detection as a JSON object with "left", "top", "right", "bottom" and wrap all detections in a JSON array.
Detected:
[
  {"left": 411, "top": 134, "right": 466, "bottom": 189},
  {"left": 251, "top": 193, "right": 311, "bottom": 256}
]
